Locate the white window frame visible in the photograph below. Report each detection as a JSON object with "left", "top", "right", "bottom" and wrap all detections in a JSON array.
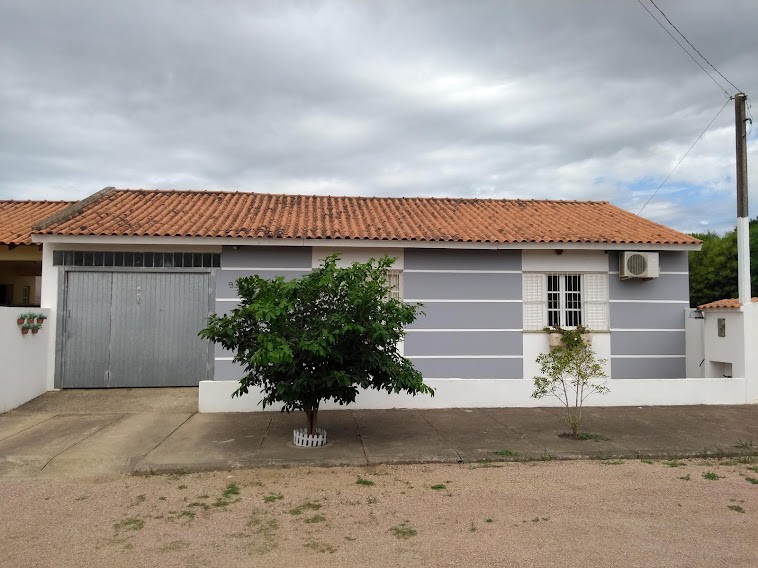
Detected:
[{"left": 523, "top": 272, "right": 608, "bottom": 331}]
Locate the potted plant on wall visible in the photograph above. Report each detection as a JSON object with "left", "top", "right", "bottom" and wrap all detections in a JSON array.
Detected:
[
  {"left": 30, "top": 323, "right": 41, "bottom": 335},
  {"left": 17, "top": 313, "right": 28, "bottom": 326},
  {"left": 21, "top": 323, "right": 31, "bottom": 335},
  {"left": 35, "top": 314, "right": 47, "bottom": 325},
  {"left": 544, "top": 325, "right": 592, "bottom": 348}
]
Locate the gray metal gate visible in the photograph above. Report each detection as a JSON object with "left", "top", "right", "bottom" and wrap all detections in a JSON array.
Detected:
[{"left": 61, "top": 271, "right": 211, "bottom": 388}]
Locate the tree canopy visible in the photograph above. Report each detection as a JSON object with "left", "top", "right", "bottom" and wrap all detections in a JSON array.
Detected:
[
  {"left": 199, "top": 254, "right": 433, "bottom": 433},
  {"left": 688, "top": 218, "right": 758, "bottom": 307}
]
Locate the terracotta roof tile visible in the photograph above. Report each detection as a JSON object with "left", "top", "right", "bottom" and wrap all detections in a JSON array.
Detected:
[
  {"left": 33, "top": 188, "right": 701, "bottom": 246},
  {"left": 0, "top": 200, "right": 74, "bottom": 245},
  {"left": 698, "top": 298, "right": 758, "bottom": 310}
]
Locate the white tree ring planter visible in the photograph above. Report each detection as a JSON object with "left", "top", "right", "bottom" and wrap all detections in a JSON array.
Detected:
[{"left": 293, "top": 428, "right": 327, "bottom": 447}]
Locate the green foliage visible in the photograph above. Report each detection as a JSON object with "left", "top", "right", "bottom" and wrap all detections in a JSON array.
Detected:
[
  {"left": 532, "top": 329, "right": 609, "bottom": 436},
  {"left": 199, "top": 255, "right": 433, "bottom": 431},
  {"left": 688, "top": 218, "right": 758, "bottom": 307}
]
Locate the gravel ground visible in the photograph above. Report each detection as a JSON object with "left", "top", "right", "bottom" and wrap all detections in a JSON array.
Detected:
[{"left": 1, "top": 458, "right": 756, "bottom": 568}]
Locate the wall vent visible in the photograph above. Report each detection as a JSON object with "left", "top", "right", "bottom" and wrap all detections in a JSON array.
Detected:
[{"left": 619, "top": 252, "right": 660, "bottom": 279}]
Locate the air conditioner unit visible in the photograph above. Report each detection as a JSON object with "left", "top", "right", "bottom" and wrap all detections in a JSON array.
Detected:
[{"left": 619, "top": 251, "right": 660, "bottom": 279}]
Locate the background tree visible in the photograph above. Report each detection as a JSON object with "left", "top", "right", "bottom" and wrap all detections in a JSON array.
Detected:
[
  {"left": 199, "top": 255, "right": 433, "bottom": 435},
  {"left": 688, "top": 218, "right": 758, "bottom": 307}
]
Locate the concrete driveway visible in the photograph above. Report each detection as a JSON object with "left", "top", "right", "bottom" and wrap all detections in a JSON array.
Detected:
[{"left": 0, "top": 388, "right": 756, "bottom": 478}]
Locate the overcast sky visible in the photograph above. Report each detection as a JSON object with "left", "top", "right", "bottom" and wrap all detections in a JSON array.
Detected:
[{"left": 2, "top": 0, "right": 757, "bottom": 234}]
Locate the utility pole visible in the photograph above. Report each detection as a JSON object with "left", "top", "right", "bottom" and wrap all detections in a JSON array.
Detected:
[{"left": 735, "top": 92, "right": 751, "bottom": 305}]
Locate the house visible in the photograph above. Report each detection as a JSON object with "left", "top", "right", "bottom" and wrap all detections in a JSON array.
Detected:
[
  {"left": 25, "top": 186, "right": 741, "bottom": 410},
  {"left": 0, "top": 200, "right": 73, "bottom": 307}
]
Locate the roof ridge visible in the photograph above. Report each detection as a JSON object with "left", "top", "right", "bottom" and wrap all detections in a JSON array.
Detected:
[
  {"left": 32, "top": 187, "right": 116, "bottom": 232},
  {"left": 109, "top": 188, "right": 610, "bottom": 205},
  {"left": 0, "top": 199, "right": 75, "bottom": 205}
]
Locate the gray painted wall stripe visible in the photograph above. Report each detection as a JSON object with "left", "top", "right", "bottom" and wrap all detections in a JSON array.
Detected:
[
  {"left": 611, "top": 357, "right": 686, "bottom": 379},
  {"left": 405, "top": 248, "right": 522, "bottom": 271},
  {"left": 405, "top": 330, "right": 522, "bottom": 357},
  {"left": 609, "top": 300, "right": 689, "bottom": 304},
  {"left": 609, "top": 302, "right": 686, "bottom": 330},
  {"left": 612, "top": 355, "right": 685, "bottom": 358},
  {"left": 221, "top": 267, "right": 310, "bottom": 271},
  {"left": 405, "top": 269, "right": 521, "bottom": 274},
  {"left": 410, "top": 357, "right": 523, "bottom": 379},
  {"left": 409, "top": 355, "right": 523, "bottom": 359},
  {"left": 406, "top": 299, "right": 522, "bottom": 303},
  {"left": 406, "top": 301, "right": 522, "bottom": 330}
]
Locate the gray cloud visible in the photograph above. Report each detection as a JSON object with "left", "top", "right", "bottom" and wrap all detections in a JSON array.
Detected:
[{"left": 2, "top": 0, "right": 757, "bottom": 234}]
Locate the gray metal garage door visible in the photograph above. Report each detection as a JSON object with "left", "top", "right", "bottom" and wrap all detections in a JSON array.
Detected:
[{"left": 61, "top": 271, "right": 212, "bottom": 388}]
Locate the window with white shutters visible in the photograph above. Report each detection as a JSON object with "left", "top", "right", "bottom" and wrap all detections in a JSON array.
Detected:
[
  {"left": 522, "top": 272, "right": 608, "bottom": 331},
  {"left": 385, "top": 269, "right": 402, "bottom": 300}
]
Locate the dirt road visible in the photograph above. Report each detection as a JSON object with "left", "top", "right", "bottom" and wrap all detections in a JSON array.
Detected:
[{"left": 1, "top": 458, "right": 756, "bottom": 567}]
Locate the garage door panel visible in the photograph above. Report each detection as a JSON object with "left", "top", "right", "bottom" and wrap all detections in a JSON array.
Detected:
[
  {"left": 62, "top": 272, "right": 112, "bottom": 388},
  {"left": 62, "top": 271, "right": 211, "bottom": 388}
]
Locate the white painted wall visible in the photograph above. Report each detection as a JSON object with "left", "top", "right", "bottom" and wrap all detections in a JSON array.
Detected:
[
  {"left": 685, "top": 309, "right": 705, "bottom": 378},
  {"left": 702, "top": 309, "right": 744, "bottom": 377},
  {"left": 522, "top": 249, "right": 609, "bottom": 272},
  {"left": 312, "top": 247, "right": 404, "bottom": 269},
  {"left": 199, "top": 374, "right": 756, "bottom": 412},
  {"left": 523, "top": 332, "right": 612, "bottom": 382},
  {"left": 0, "top": 307, "right": 51, "bottom": 413},
  {"left": 742, "top": 303, "right": 758, "bottom": 403}
]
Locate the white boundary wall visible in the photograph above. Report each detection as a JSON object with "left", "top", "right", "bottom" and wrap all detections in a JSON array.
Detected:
[
  {"left": 199, "top": 375, "right": 757, "bottom": 412},
  {"left": 0, "top": 307, "right": 51, "bottom": 413}
]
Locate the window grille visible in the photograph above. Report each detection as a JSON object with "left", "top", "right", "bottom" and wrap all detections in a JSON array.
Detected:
[{"left": 52, "top": 251, "right": 220, "bottom": 268}]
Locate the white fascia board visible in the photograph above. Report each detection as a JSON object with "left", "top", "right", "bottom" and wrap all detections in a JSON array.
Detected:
[{"left": 31, "top": 234, "right": 701, "bottom": 252}]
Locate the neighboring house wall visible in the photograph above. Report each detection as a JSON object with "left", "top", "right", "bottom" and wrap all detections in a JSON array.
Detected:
[
  {"left": 0, "top": 307, "right": 50, "bottom": 412},
  {"left": 608, "top": 251, "right": 689, "bottom": 379}
]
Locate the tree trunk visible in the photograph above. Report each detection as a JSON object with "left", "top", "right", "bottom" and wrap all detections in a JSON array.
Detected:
[{"left": 305, "top": 408, "right": 319, "bottom": 436}]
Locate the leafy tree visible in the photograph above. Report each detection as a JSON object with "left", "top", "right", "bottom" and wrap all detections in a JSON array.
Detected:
[
  {"left": 688, "top": 218, "right": 758, "bottom": 307},
  {"left": 199, "top": 254, "right": 433, "bottom": 435},
  {"left": 532, "top": 329, "right": 609, "bottom": 437}
]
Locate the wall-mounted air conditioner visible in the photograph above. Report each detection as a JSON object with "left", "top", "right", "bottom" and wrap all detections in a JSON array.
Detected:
[{"left": 619, "top": 251, "right": 660, "bottom": 279}]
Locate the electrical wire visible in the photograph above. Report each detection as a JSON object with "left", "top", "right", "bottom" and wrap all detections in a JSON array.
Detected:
[
  {"left": 634, "top": 0, "right": 732, "bottom": 98},
  {"left": 648, "top": 0, "right": 742, "bottom": 94},
  {"left": 637, "top": 97, "right": 732, "bottom": 215}
]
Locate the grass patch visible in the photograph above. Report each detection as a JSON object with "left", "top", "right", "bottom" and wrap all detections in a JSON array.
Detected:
[
  {"left": 113, "top": 517, "right": 144, "bottom": 531},
  {"left": 263, "top": 493, "right": 284, "bottom": 503},
  {"left": 158, "top": 540, "right": 189, "bottom": 552},
  {"left": 177, "top": 485, "right": 187, "bottom": 490},
  {"left": 356, "top": 477, "right": 374, "bottom": 487},
  {"left": 557, "top": 431, "right": 611, "bottom": 441},
  {"left": 664, "top": 460, "right": 686, "bottom": 468},
  {"left": 493, "top": 449, "right": 517, "bottom": 457},
  {"left": 678, "top": 474, "right": 691, "bottom": 481},
  {"left": 389, "top": 522, "right": 417, "bottom": 539},
  {"left": 288, "top": 501, "right": 322, "bottom": 515},
  {"left": 304, "top": 515, "right": 326, "bottom": 524},
  {"left": 304, "top": 538, "right": 335, "bottom": 553},
  {"left": 702, "top": 471, "right": 722, "bottom": 481},
  {"left": 430, "top": 484, "right": 446, "bottom": 490},
  {"left": 745, "top": 477, "right": 758, "bottom": 485},
  {"left": 728, "top": 504, "right": 746, "bottom": 513},
  {"left": 223, "top": 482, "right": 240, "bottom": 498},
  {"left": 188, "top": 501, "right": 210, "bottom": 510},
  {"left": 640, "top": 459, "right": 654, "bottom": 464}
]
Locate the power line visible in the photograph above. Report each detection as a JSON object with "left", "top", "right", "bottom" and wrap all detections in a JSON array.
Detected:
[
  {"left": 648, "top": 0, "right": 742, "bottom": 94},
  {"left": 637, "top": 97, "right": 732, "bottom": 215},
  {"left": 634, "top": 0, "right": 731, "bottom": 98}
]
